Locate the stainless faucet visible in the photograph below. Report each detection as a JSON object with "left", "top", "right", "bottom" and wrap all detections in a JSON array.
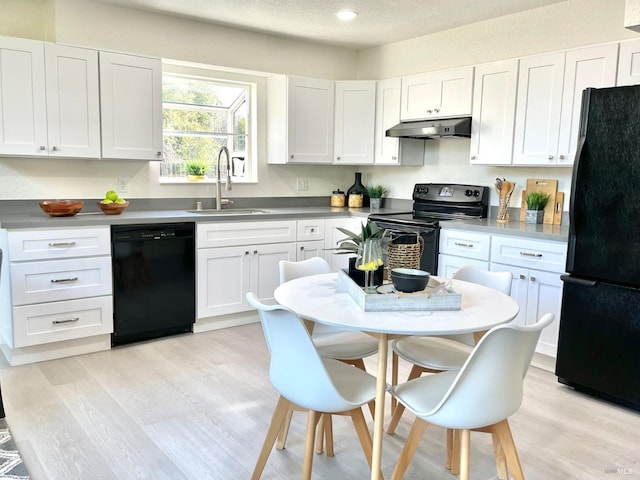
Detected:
[{"left": 216, "top": 146, "right": 232, "bottom": 210}]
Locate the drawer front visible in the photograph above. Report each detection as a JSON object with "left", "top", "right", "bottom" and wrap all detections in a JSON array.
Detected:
[
  {"left": 439, "top": 229, "right": 491, "bottom": 261},
  {"left": 491, "top": 235, "right": 567, "bottom": 273},
  {"left": 10, "top": 256, "right": 112, "bottom": 306},
  {"left": 13, "top": 295, "right": 113, "bottom": 347},
  {"left": 297, "top": 219, "right": 325, "bottom": 242},
  {"left": 8, "top": 227, "right": 111, "bottom": 261},
  {"left": 197, "top": 220, "right": 297, "bottom": 248}
]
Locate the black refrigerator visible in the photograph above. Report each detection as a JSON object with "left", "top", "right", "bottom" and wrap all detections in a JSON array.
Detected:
[{"left": 556, "top": 85, "right": 640, "bottom": 411}]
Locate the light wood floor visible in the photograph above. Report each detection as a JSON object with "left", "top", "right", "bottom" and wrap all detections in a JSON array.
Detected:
[{"left": 0, "top": 323, "right": 638, "bottom": 479}]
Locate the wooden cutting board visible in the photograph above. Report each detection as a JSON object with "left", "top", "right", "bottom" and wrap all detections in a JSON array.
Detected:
[{"left": 519, "top": 179, "right": 558, "bottom": 224}]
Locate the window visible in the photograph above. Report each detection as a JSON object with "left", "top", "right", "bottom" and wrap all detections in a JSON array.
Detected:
[{"left": 161, "top": 73, "right": 253, "bottom": 182}]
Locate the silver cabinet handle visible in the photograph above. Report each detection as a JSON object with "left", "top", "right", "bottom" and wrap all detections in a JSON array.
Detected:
[
  {"left": 520, "top": 251, "right": 542, "bottom": 257},
  {"left": 427, "top": 109, "right": 433, "bottom": 114},
  {"left": 559, "top": 154, "right": 565, "bottom": 160},
  {"left": 530, "top": 276, "right": 537, "bottom": 282},
  {"left": 156, "top": 151, "right": 162, "bottom": 156},
  {"left": 434, "top": 108, "right": 440, "bottom": 113},
  {"left": 548, "top": 155, "right": 554, "bottom": 160},
  {"left": 253, "top": 250, "right": 258, "bottom": 255},
  {"left": 245, "top": 251, "right": 250, "bottom": 255},
  {"left": 48, "top": 241, "right": 76, "bottom": 247},
  {"left": 39, "top": 145, "right": 46, "bottom": 151},
  {"left": 391, "top": 156, "right": 397, "bottom": 160},
  {"left": 52, "top": 317, "right": 79, "bottom": 325},
  {"left": 290, "top": 154, "right": 295, "bottom": 159},
  {"left": 470, "top": 155, "right": 477, "bottom": 160},
  {"left": 336, "top": 156, "right": 341, "bottom": 160},
  {"left": 519, "top": 274, "right": 526, "bottom": 280},
  {"left": 454, "top": 242, "right": 474, "bottom": 248},
  {"left": 52, "top": 146, "right": 58, "bottom": 151},
  {"left": 51, "top": 277, "right": 78, "bottom": 284}
]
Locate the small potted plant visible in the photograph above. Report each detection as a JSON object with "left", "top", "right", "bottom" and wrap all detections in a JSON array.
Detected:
[
  {"left": 185, "top": 159, "right": 210, "bottom": 181},
  {"left": 367, "top": 185, "right": 389, "bottom": 211},
  {"left": 525, "top": 191, "right": 551, "bottom": 224}
]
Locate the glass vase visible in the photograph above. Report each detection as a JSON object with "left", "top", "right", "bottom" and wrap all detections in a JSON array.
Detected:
[{"left": 356, "top": 239, "right": 383, "bottom": 293}]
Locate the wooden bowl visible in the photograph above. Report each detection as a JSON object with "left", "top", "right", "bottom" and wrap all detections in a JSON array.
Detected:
[
  {"left": 39, "top": 200, "right": 84, "bottom": 217},
  {"left": 97, "top": 201, "right": 129, "bottom": 215}
]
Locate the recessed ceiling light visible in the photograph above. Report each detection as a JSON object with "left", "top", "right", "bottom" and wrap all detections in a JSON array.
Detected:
[{"left": 336, "top": 9, "right": 358, "bottom": 21}]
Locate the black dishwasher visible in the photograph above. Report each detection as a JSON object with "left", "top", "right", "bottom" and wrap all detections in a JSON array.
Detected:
[{"left": 111, "top": 223, "right": 195, "bottom": 346}]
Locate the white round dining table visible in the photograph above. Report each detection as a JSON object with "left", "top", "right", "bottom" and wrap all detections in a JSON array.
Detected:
[{"left": 274, "top": 272, "right": 520, "bottom": 480}]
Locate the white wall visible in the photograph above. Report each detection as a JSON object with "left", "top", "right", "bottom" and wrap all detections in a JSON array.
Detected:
[{"left": 356, "top": 0, "right": 639, "bottom": 208}]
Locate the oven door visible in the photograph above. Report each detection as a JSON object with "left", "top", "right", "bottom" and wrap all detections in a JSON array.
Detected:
[{"left": 372, "top": 220, "right": 439, "bottom": 275}]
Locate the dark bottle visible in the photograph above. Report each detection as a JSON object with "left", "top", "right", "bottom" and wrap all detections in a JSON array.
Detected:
[{"left": 347, "top": 172, "right": 369, "bottom": 208}]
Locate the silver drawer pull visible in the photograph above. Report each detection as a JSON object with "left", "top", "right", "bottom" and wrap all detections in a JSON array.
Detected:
[
  {"left": 520, "top": 251, "right": 543, "bottom": 258},
  {"left": 52, "top": 317, "right": 79, "bottom": 325},
  {"left": 51, "top": 277, "right": 79, "bottom": 283},
  {"left": 48, "top": 241, "right": 77, "bottom": 247},
  {"left": 454, "top": 242, "right": 474, "bottom": 248}
]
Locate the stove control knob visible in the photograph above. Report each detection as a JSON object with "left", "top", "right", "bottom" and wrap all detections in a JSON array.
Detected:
[
  {"left": 473, "top": 190, "right": 480, "bottom": 197},
  {"left": 465, "top": 189, "right": 473, "bottom": 197}
]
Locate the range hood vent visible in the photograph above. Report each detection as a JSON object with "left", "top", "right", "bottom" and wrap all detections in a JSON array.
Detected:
[{"left": 386, "top": 117, "right": 471, "bottom": 139}]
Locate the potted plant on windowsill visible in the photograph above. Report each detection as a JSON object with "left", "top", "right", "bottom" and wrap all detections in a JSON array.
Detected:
[
  {"left": 524, "top": 191, "right": 551, "bottom": 224},
  {"left": 185, "top": 159, "right": 210, "bottom": 181},
  {"left": 367, "top": 185, "right": 389, "bottom": 212}
]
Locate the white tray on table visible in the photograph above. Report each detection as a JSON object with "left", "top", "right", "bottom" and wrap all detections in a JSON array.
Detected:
[{"left": 337, "top": 269, "right": 461, "bottom": 312}]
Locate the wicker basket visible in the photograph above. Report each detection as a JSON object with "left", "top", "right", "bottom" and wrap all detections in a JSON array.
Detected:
[{"left": 385, "top": 236, "right": 424, "bottom": 279}]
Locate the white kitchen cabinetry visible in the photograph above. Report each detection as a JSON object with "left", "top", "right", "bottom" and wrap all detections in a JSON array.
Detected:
[
  {"left": 99, "top": 51, "right": 163, "bottom": 160},
  {"left": 513, "top": 44, "right": 618, "bottom": 166},
  {"left": 2, "top": 227, "right": 113, "bottom": 361},
  {"left": 334, "top": 81, "right": 376, "bottom": 165},
  {"left": 297, "top": 218, "right": 326, "bottom": 261},
  {"left": 400, "top": 66, "right": 474, "bottom": 121},
  {"left": 617, "top": 38, "right": 640, "bottom": 85},
  {"left": 267, "top": 75, "right": 334, "bottom": 164},
  {"left": 196, "top": 221, "right": 297, "bottom": 317},
  {"left": 0, "top": 37, "right": 100, "bottom": 158},
  {"left": 490, "top": 235, "right": 567, "bottom": 358},
  {"left": 324, "top": 216, "right": 362, "bottom": 272},
  {"left": 469, "top": 59, "right": 519, "bottom": 165},
  {"left": 437, "top": 229, "right": 491, "bottom": 277}
]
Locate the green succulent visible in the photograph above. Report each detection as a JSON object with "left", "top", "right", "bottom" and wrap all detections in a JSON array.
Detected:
[
  {"left": 185, "top": 159, "right": 210, "bottom": 176},
  {"left": 367, "top": 185, "right": 389, "bottom": 199},
  {"left": 333, "top": 221, "right": 390, "bottom": 254},
  {"left": 526, "top": 191, "right": 551, "bottom": 211}
]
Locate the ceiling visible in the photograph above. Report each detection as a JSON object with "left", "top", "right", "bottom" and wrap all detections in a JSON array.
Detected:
[{"left": 93, "top": 0, "right": 567, "bottom": 50}]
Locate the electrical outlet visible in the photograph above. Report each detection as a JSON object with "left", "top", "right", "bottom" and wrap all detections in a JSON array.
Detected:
[
  {"left": 296, "top": 177, "right": 308, "bottom": 191},
  {"left": 118, "top": 177, "right": 130, "bottom": 193}
]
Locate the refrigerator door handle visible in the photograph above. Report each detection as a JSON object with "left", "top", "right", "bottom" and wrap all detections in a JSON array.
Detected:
[
  {"left": 569, "top": 135, "right": 586, "bottom": 238},
  {"left": 560, "top": 274, "right": 597, "bottom": 287}
]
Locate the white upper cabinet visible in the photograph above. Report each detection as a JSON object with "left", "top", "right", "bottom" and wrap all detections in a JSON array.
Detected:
[
  {"left": 334, "top": 80, "right": 376, "bottom": 165},
  {"left": 617, "top": 38, "right": 640, "bottom": 86},
  {"left": 374, "top": 78, "right": 402, "bottom": 165},
  {"left": 513, "top": 44, "right": 618, "bottom": 166},
  {"left": 45, "top": 44, "right": 101, "bottom": 158},
  {"left": 0, "top": 36, "right": 47, "bottom": 156},
  {"left": 400, "top": 66, "right": 474, "bottom": 121},
  {"left": 99, "top": 51, "right": 163, "bottom": 160},
  {"left": 0, "top": 37, "right": 100, "bottom": 158},
  {"left": 267, "top": 75, "right": 334, "bottom": 164},
  {"left": 469, "top": 59, "right": 519, "bottom": 165}
]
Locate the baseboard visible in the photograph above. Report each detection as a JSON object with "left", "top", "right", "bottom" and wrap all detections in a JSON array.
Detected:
[{"left": 531, "top": 352, "right": 556, "bottom": 373}]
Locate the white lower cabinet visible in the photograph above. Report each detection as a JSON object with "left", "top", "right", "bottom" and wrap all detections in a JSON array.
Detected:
[
  {"left": 437, "top": 228, "right": 491, "bottom": 277},
  {"left": 324, "top": 217, "right": 362, "bottom": 272},
  {"left": 490, "top": 234, "right": 567, "bottom": 358},
  {"left": 438, "top": 254, "right": 488, "bottom": 278},
  {"left": 297, "top": 240, "right": 325, "bottom": 261}
]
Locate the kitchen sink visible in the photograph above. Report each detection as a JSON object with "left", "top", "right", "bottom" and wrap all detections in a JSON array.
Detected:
[{"left": 185, "top": 209, "right": 270, "bottom": 215}]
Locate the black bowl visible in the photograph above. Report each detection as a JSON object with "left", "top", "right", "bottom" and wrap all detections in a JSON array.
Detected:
[{"left": 390, "top": 268, "right": 430, "bottom": 293}]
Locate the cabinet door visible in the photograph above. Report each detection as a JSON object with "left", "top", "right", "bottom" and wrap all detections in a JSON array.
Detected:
[
  {"left": 617, "top": 38, "right": 640, "bottom": 86},
  {"left": 197, "top": 246, "right": 251, "bottom": 317},
  {"left": 526, "top": 268, "right": 563, "bottom": 357},
  {"left": 374, "top": 78, "right": 401, "bottom": 165},
  {"left": 401, "top": 72, "right": 440, "bottom": 120},
  {"left": 490, "top": 263, "right": 528, "bottom": 327},
  {"left": 0, "top": 36, "right": 47, "bottom": 156},
  {"left": 297, "top": 240, "right": 326, "bottom": 261},
  {"left": 251, "top": 242, "right": 297, "bottom": 304},
  {"left": 437, "top": 254, "right": 488, "bottom": 278},
  {"left": 99, "top": 51, "right": 163, "bottom": 160},
  {"left": 334, "top": 81, "right": 375, "bottom": 165},
  {"left": 437, "top": 66, "right": 474, "bottom": 118},
  {"left": 287, "top": 76, "right": 334, "bottom": 164},
  {"left": 470, "top": 59, "right": 518, "bottom": 165},
  {"left": 45, "top": 44, "right": 101, "bottom": 158},
  {"left": 557, "top": 44, "right": 618, "bottom": 166},
  {"left": 512, "top": 52, "right": 565, "bottom": 165},
  {"left": 324, "top": 217, "right": 362, "bottom": 272}
]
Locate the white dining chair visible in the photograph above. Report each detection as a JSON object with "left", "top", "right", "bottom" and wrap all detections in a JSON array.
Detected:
[
  {"left": 388, "top": 265, "right": 513, "bottom": 434},
  {"left": 389, "top": 313, "right": 554, "bottom": 480},
  {"left": 246, "top": 292, "right": 380, "bottom": 480},
  {"left": 278, "top": 257, "right": 378, "bottom": 454}
]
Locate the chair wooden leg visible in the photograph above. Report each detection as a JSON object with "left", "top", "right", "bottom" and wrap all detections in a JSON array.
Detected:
[
  {"left": 446, "top": 428, "right": 454, "bottom": 470},
  {"left": 324, "top": 414, "right": 334, "bottom": 457},
  {"left": 391, "top": 351, "right": 399, "bottom": 411},
  {"left": 349, "top": 407, "right": 384, "bottom": 478},
  {"left": 459, "top": 429, "right": 471, "bottom": 480},
  {"left": 387, "top": 364, "right": 424, "bottom": 434},
  {"left": 492, "top": 419, "right": 525, "bottom": 480},
  {"left": 276, "top": 408, "right": 294, "bottom": 450},
  {"left": 315, "top": 414, "right": 325, "bottom": 454},
  {"left": 450, "top": 429, "right": 460, "bottom": 475},
  {"left": 302, "top": 411, "right": 321, "bottom": 480},
  {"left": 492, "top": 431, "right": 509, "bottom": 480},
  {"left": 390, "top": 417, "right": 429, "bottom": 480},
  {"left": 252, "top": 396, "right": 293, "bottom": 480}
]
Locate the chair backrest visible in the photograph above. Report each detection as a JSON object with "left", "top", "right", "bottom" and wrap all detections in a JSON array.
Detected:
[
  {"left": 246, "top": 292, "right": 361, "bottom": 413},
  {"left": 279, "top": 256, "right": 331, "bottom": 284},
  {"left": 448, "top": 265, "right": 513, "bottom": 345},
  {"left": 424, "top": 313, "right": 554, "bottom": 430}
]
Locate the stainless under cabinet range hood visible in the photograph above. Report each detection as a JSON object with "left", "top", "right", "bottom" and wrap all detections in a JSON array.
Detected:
[{"left": 386, "top": 116, "right": 471, "bottom": 139}]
